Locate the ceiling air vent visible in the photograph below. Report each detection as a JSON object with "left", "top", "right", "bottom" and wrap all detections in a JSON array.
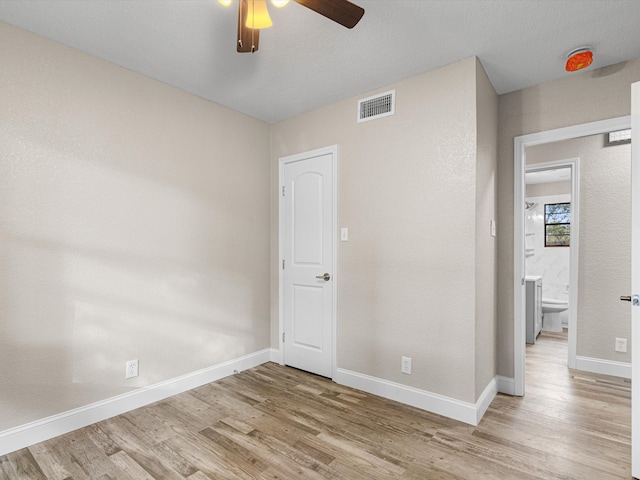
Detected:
[{"left": 357, "top": 90, "right": 395, "bottom": 123}]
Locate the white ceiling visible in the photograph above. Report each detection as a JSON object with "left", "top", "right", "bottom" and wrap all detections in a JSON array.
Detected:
[{"left": 1, "top": 0, "right": 640, "bottom": 124}]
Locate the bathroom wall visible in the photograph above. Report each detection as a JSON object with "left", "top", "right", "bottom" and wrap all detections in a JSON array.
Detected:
[
  {"left": 496, "top": 58, "right": 640, "bottom": 378},
  {"left": 525, "top": 192, "right": 571, "bottom": 326},
  {"left": 0, "top": 23, "right": 271, "bottom": 431},
  {"left": 527, "top": 181, "right": 572, "bottom": 198}
]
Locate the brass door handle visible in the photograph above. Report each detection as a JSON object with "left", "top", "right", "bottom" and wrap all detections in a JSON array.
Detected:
[{"left": 315, "top": 273, "right": 331, "bottom": 281}]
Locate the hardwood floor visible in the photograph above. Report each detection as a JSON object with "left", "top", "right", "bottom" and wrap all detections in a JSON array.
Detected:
[{"left": 0, "top": 330, "right": 631, "bottom": 479}]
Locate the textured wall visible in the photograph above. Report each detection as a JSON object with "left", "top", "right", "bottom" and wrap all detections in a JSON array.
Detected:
[
  {"left": 474, "top": 58, "right": 498, "bottom": 398},
  {"left": 497, "top": 59, "right": 640, "bottom": 378},
  {"left": 271, "top": 57, "right": 495, "bottom": 404},
  {"left": 526, "top": 181, "right": 571, "bottom": 198},
  {"left": 0, "top": 23, "right": 271, "bottom": 431},
  {"left": 527, "top": 136, "right": 631, "bottom": 362}
]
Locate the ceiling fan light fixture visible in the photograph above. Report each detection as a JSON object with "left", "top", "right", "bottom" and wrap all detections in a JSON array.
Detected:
[
  {"left": 246, "top": 0, "right": 273, "bottom": 29},
  {"left": 565, "top": 47, "right": 593, "bottom": 72},
  {"left": 232, "top": 0, "right": 364, "bottom": 53}
]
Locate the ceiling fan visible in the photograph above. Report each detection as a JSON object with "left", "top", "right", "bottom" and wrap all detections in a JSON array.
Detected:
[{"left": 218, "top": 0, "right": 365, "bottom": 53}]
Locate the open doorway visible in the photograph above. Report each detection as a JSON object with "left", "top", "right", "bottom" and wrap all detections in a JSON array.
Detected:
[
  {"left": 513, "top": 116, "right": 632, "bottom": 396},
  {"left": 524, "top": 161, "right": 578, "bottom": 363}
]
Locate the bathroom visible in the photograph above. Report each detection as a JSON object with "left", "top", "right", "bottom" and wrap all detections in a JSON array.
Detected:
[{"left": 524, "top": 167, "right": 572, "bottom": 341}]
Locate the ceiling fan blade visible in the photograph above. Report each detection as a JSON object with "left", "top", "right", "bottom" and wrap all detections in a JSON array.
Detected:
[
  {"left": 237, "top": 0, "right": 259, "bottom": 53},
  {"left": 293, "top": 0, "right": 364, "bottom": 29}
]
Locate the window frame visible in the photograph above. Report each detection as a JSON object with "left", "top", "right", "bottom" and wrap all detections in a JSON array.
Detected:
[{"left": 544, "top": 202, "right": 571, "bottom": 247}]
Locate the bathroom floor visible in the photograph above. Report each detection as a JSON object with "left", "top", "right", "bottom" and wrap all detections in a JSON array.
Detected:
[{"left": 538, "top": 327, "right": 568, "bottom": 341}]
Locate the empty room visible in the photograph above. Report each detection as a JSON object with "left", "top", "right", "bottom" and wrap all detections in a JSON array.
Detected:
[{"left": 2, "top": 1, "right": 640, "bottom": 478}]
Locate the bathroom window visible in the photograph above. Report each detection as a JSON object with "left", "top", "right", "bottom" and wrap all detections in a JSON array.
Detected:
[{"left": 545, "top": 203, "right": 571, "bottom": 247}]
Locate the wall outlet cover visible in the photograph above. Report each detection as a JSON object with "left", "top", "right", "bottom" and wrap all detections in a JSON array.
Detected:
[
  {"left": 401, "top": 356, "right": 412, "bottom": 375},
  {"left": 126, "top": 359, "right": 139, "bottom": 379},
  {"left": 615, "top": 338, "right": 627, "bottom": 353}
]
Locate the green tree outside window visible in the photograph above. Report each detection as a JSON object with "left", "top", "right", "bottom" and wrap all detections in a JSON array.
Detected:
[{"left": 545, "top": 203, "right": 570, "bottom": 247}]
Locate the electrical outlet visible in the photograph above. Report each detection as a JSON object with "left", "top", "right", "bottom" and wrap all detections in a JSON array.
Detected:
[
  {"left": 615, "top": 338, "right": 627, "bottom": 353},
  {"left": 126, "top": 359, "right": 139, "bottom": 379},
  {"left": 401, "top": 356, "right": 412, "bottom": 375}
]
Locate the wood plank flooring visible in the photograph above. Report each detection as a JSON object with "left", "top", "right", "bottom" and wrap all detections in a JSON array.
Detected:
[{"left": 0, "top": 330, "right": 631, "bottom": 479}]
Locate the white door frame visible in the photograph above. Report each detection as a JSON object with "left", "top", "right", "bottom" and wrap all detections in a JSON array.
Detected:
[
  {"left": 513, "top": 116, "right": 630, "bottom": 396},
  {"left": 631, "top": 81, "right": 639, "bottom": 479},
  {"left": 278, "top": 145, "right": 338, "bottom": 379},
  {"left": 524, "top": 158, "right": 580, "bottom": 371}
]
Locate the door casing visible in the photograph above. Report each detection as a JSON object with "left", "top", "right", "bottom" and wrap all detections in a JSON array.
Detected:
[
  {"left": 278, "top": 145, "right": 338, "bottom": 378},
  {"left": 513, "top": 116, "right": 631, "bottom": 396},
  {"left": 630, "top": 81, "right": 639, "bottom": 479}
]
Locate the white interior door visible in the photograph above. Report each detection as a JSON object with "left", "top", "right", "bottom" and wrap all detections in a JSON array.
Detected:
[
  {"left": 281, "top": 147, "right": 336, "bottom": 378},
  {"left": 631, "top": 81, "right": 640, "bottom": 478}
]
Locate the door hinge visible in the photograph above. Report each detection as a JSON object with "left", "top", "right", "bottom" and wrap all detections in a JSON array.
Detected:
[
  {"left": 282, "top": 186, "right": 285, "bottom": 196},
  {"left": 282, "top": 259, "right": 285, "bottom": 270},
  {"left": 282, "top": 332, "right": 285, "bottom": 343}
]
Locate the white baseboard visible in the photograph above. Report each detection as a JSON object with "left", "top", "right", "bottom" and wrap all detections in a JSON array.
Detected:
[
  {"left": 334, "top": 368, "right": 498, "bottom": 426},
  {"left": 0, "top": 349, "right": 271, "bottom": 456},
  {"left": 575, "top": 356, "right": 631, "bottom": 379},
  {"left": 475, "top": 377, "right": 498, "bottom": 425},
  {"left": 496, "top": 375, "right": 516, "bottom": 395},
  {"left": 269, "top": 348, "right": 282, "bottom": 364}
]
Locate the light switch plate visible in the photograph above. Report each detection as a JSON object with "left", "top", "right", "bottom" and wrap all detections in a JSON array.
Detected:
[{"left": 341, "top": 227, "right": 349, "bottom": 241}]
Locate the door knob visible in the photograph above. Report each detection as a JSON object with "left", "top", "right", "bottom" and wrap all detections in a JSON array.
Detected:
[
  {"left": 315, "top": 273, "right": 331, "bottom": 281},
  {"left": 621, "top": 296, "right": 632, "bottom": 302}
]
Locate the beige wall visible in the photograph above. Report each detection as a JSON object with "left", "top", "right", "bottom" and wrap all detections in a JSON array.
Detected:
[
  {"left": 497, "top": 59, "right": 640, "bottom": 377},
  {"left": 527, "top": 136, "right": 631, "bottom": 362},
  {"left": 526, "top": 181, "right": 571, "bottom": 197},
  {"left": 271, "top": 57, "right": 497, "bottom": 404},
  {"left": 0, "top": 23, "right": 271, "bottom": 431},
  {"left": 474, "top": 59, "right": 498, "bottom": 398}
]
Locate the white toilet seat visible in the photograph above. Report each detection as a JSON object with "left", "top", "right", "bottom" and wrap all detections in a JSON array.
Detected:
[
  {"left": 541, "top": 298, "right": 568, "bottom": 332},
  {"left": 542, "top": 298, "right": 568, "bottom": 313}
]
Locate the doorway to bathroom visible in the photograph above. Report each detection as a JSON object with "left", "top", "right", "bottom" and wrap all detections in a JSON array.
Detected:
[
  {"left": 524, "top": 159, "right": 578, "bottom": 368},
  {"left": 513, "top": 116, "right": 632, "bottom": 396}
]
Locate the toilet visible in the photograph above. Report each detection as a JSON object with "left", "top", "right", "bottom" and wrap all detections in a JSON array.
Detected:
[{"left": 541, "top": 298, "right": 568, "bottom": 332}]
